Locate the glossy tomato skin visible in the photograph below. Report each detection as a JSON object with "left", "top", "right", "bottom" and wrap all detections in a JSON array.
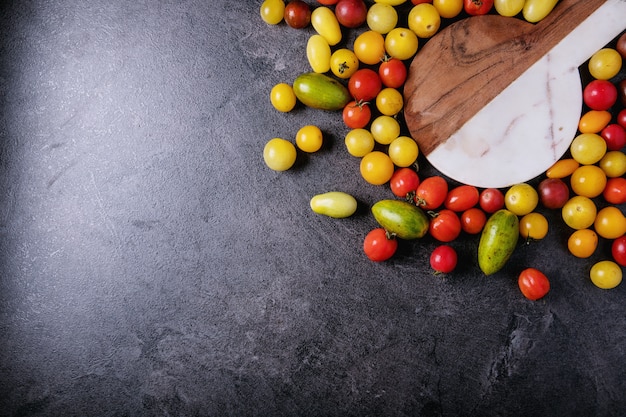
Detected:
[
  {"left": 348, "top": 68, "right": 382, "bottom": 102},
  {"left": 430, "top": 245, "right": 457, "bottom": 273},
  {"left": 612, "top": 236, "right": 626, "bottom": 267},
  {"left": 429, "top": 209, "right": 461, "bottom": 242},
  {"left": 363, "top": 228, "right": 398, "bottom": 262},
  {"left": 603, "top": 177, "right": 626, "bottom": 205},
  {"left": 538, "top": 178, "right": 569, "bottom": 209},
  {"left": 411, "top": 0, "right": 433, "bottom": 4},
  {"left": 601, "top": 124, "right": 626, "bottom": 151},
  {"left": 445, "top": 185, "right": 479, "bottom": 212},
  {"left": 518, "top": 268, "right": 550, "bottom": 300},
  {"left": 479, "top": 188, "right": 505, "bottom": 213},
  {"left": 317, "top": 0, "right": 340, "bottom": 4},
  {"left": 415, "top": 176, "right": 448, "bottom": 210},
  {"left": 343, "top": 100, "right": 371, "bottom": 129},
  {"left": 390, "top": 168, "right": 420, "bottom": 198},
  {"left": 618, "top": 109, "right": 626, "bottom": 129},
  {"left": 583, "top": 80, "right": 617, "bottom": 111},
  {"left": 335, "top": 0, "right": 367, "bottom": 28},
  {"left": 379, "top": 58, "right": 407, "bottom": 88},
  {"left": 284, "top": 0, "right": 311, "bottom": 28},
  {"left": 461, "top": 207, "right": 487, "bottom": 234},
  {"left": 464, "top": 0, "right": 493, "bottom": 15}
]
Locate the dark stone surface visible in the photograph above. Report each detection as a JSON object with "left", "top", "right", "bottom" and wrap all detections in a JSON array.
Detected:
[{"left": 1, "top": 1, "right": 625, "bottom": 416}]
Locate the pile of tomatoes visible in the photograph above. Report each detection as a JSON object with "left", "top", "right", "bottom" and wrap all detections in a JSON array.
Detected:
[{"left": 260, "top": 0, "right": 626, "bottom": 300}]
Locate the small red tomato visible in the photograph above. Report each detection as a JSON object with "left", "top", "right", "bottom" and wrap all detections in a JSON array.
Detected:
[
  {"left": 379, "top": 57, "right": 407, "bottom": 89},
  {"left": 335, "top": 0, "right": 367, "bottom": 28},
  {"left": 411, "top": 0, "right": 433, "bottom": 5},
  {"left": 618, "top": 109, "right": 626, "bottom": 130},
  {"left": 518, "top": 268, "right": 550, "bottom": 301},
  {"left": 583, "top": 80, "right": 617, "bottom": 111},
  {"left": 612, "top": 236, "right": 626, "bottom": 267},
  {"left": 538, "top": 178, "right": 569, "bottom": 209},
  {"left": 415, "top": 176, "right": 449, "bottom": 210},
  {"left": 430, "top": 245, "right": 458, "bottom": 273},
  {"left": 617, "top": 32, "right": 626, "bottom": 59},
  {"left": 619, "top": 79, "right": 626, "bottom": 107},
  {"left": 601, "top": 124, "right": 626, "bottom": 151},
  {"left": 429, "top": 209, "right": 461, "bottom": 242},
  {"left": 464, "top": 0, "right": 493, "bottom": 15},
  {"left": 317, "top": 0, "right": 339, "bottom": 4},
  {"left": 603, "top": 177, "right": 626, "bottom": 205},
  {"left": 363, "top": 228, "right": 398, "bottom": 262},
  {"left": 445, "top": 185, "right": 479, "bottom": 212},
  {"left": 390, "top": 168, "right": 420, "bottom": 199},
  {"left": 479, "top": 188, "right": 505, "bottom": 213},
  {"left": 284, "top": 0, "right": 311, "bottom": 29},
  {"left": 343, "top": 100, "right": 371, "bottom": 129},
  {"left": 348, "top": 68, "right": 382, "bottom": 102},
  {"left": 461, "top": 207, "right": 487, "bottom": 234}
]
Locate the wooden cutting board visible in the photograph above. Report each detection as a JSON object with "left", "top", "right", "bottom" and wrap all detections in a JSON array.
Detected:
[{"left": 403, "top": 0, "right": 626, "bottom": 188}]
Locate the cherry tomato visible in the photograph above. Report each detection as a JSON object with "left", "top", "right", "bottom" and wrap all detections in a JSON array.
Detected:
[
  {"left": 603, "top": 177, "right": 626, "bottom": 205},
  {"left": 518, "top": 268, "right": 550, "bottom": 300},
  {"left": 570, "top": 165, "right": 606, "bottom": 198},
  {"left": 578, "top": 110, "right": 611, "bottom": 134},
  {"left": 260, "top": 0, "right": 286, "bottom": 25},
  {"left": 363, "top": 228, "right": 398, "bottom": 262},
  {"left": 590, "top": 261, "right": 622, "bottom": 289},
  {"left": 270, "top": 83, "right": 297, "bottom": 112},
  {"left": 408, "top": 3, "right": 441, "bottom": 38},
  {"left": 618, "top": 109, "right": 626, "bottom": 130},
  {"left": 284, "top": 0, "right": 311, "bottom": 28},
  {"left": 445, "top": 185, "right": 479, "bottom": 212},
  {"left": 343, "top": 100, "right": 371, "bottom": 129},
  {"left": 353, "top": 30, "right": 386, "bottom": 65},
  {"left": 505, "top": 183, "right": 538, "bottom": 216},
  {"left": 568, "top": 229, "right": 598, "bottom": 258},
  {"left": 360, "top": 151, "right": 395, "bottom": 185},
  {"left": 375, "top": 87, "right": 404, "bottom": 116},
  {"left": 384, "top": 27, "right": 419, "bottom": 61},
  {"left": 433, "top": 0, "right": 463, "bottom": 18},
  {"left": 335, "top": 0, "right": 367, "bottom": 28},
  {"left": 570, "top": 133, "right": 607, "bottom": 165},
  {"left": 415, "top": 176, "right": 448, "bottom": 210},
  {"left": 429, "top": 209, "right": 461, "bottom": 242},
  {"left": 494, "top": 0, "right": 524, "bottom": 16},
  {"left": 546, "top": 158, "right": 579, "bottom": 178},
  {"left": 317, "top": 0, "right": 339, "bottom": 4},
  {"left": 366, "top": 3, "right": 398, "bottom": 34},
  {"left": 370, "top": 115, "right": 400, "bottom": 145},
  {"left": 295, "top": 125, "right": 323, "bottom": 153},
  {"left": 379, "top": 57, "right": 408, "bottom": 88},
  {"left": 464, "top": 0, "right": 493, "bottom": 15},
  {"left": 461, "top": 207, "right": 487, "bottom": 234},
  {"left": 599, "top": 151, "right": 626, "bottom": 178},
  {"left": 588, "top": 48, "right": 622, "bottom": 81},
  {"left": 611, "top": 236, "right": 626, "bottom": 266},
  {"left": 601, "top": 124, "right": 626, "bottom": 151},
  {"left": 562, "top": 196, "right": 597, "bottom": 230},
  {"left": 344, "top": 128, "right": 375, "bottom": 157},
  {"left": 411, "top": 0, "right": 434, "bottom": 4},
  {"left": 583, "top": 80, "right": 617, "bottom": 111},
  {"left": 263, "top": 138, "right": 297, "bottom": 171},
  {"left": 538, "top": 178, "right": 569, "bottom": 209},
  {"left": 330, "top": 48, "right": 360, "bottom": 79},
  {"left": 594, "top": 206, "right": 626, "bottom": 240},
  {"left": 348, "top": 68, "right": 382, "bottom": 101},
  {"left": 390, "top": 167, "right": 420, "bottom": 198},
  {"left": 388, "top": 136, "right": 419, "bottom": 167},
  {"left": 479, "top": 188, "right": 505, "bottom": 213},
  {"left": 519, "top": 212, "right": 548, "bottom": 241},
  {"left": 430, "top": 245, "right": 458, "bottom": 273}
]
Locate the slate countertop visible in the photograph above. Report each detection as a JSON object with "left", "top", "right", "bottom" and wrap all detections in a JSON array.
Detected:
[{"left": 1, "top": 1, "right": 625, "bottom": 416}]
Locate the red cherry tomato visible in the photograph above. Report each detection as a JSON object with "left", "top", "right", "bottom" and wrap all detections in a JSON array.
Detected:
[
  {"left": 411, "top": 0, "right": 433, "bottom": 4},
  {"left": 603, "top": 177, "right": 626, "bottom": 205},
  {"left": 518, "top": 268, "right": 550, "bottom": 301},
  {"left": 334, "top": 0, "right": 367, "bottom": 28},
  {"left": 479, "top": 188, "right": 505, "bottom": 213},
  {"left": 617, "top": 109, "right": 626, "bottom": 130},
  {"left": 461, "top": 207, "right": 487, "bottom": 234},
  {"left": 284, "top": 0, "right": 311, "bottom": 29},
  {"left": 343, "top": 100, "right": 371, "bottom": 129},
  {"left": 317, "top": 0, "right": 339, "bottom": 4},
  {"left": 538, "top": 178, "right": 569, "bottom": 209},
  {"left": 348, "top": 68, "right": 382, "bottom": 102},
  {"left": 464, "top": 0, "right": 493, "bottom": 15},
  {"left": 583, "top": 79, "right": 617, "bottom": 111},
  {"left": 601, "top": 124, "right": 626, "bottom": 151},
  {"left": 363, "top": 228, "right": 398, "bottom": 262},
  {"left": 429, "top": 209, "right": 461, "bottom": 242},
  {"left": 390, "top": 168, "right": 420, "bottom": 199},
  {"left": 612, "top": 236, "right": 626, "bottom": 267},
  {"left": 378, "top": 57, "right": 407, "bottom": 89},
  {"left": 430, "top": 245, "right": 458, "bottom": 273},
  {"left": 415, "top": 176, "right": 448, "bottom": 210},
  {"left": 445, "top": 184, "right": 479, "bottom": 212}
]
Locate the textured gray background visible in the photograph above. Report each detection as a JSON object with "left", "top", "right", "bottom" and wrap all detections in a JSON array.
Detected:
[{"left": 1, "top": 1, "right": 625, "bottom": 416}]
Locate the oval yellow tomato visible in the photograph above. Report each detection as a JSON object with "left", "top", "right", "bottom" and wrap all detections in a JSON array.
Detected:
[
  {"left": 494, "top": 0, "right": 524, "bottom": 17},
  {"left": 306, "top": 34, "right": 331, "bottom": 73},
  {"left": 311, "top": 6, "right": 342, "bottom": 46},
  {"left": 270, "top": 83, "right": 297, "bottom": 113}
]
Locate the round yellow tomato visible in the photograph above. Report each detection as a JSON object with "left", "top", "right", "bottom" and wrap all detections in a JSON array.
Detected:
[
  {"left": 594, "top": 206, "right": 626, "bottom": 239},
  {"left": 494, "top": 0, "right": 524, "bottom": 17},
  {"left": 388, "top": 136, "right": 419, "bottom": 167},
  {"left": 408, "top": 4, "right": 441, "bottom": 38},
  {"left": 578, "top": 110, "right": 612, "bottom": 134},
  {"left": 353, "top": 30, "right": 386, "bottom": 65},
  {"left": 599, "top": 151, "right": 626, "bottom": 178},
  {"left": 370, "top": 115, "right": 400, "bottom": 145},
  {"left": 433, "top": 0, "right": 463, "bottom": 18},
  {"left": 519, "top": 212, "right": 549, "bottom": 240},
  {"left": 345, "top": 128, "right": 375, "bottom": 157},
  {"left": 295, "top": 125, "right": 323, "bottom": 153},
  {"left": 270, "top": 83, "right": 297, "bottom": 113},
  {"left": 588, "top": 48, "right": 622, "bottom": 80},
  {"left": 384, "top": 27, "right": 419, "bottom": 61},
  {"left": 374, "top": 0, "right": 407, "bottom": 5},
  {"left": 567, "top": 229, "right": 598, "bottom": 258},
  {"left": 504, "top": 183, "right": 538, "bottom": 216},
  {"left": 562, "top": 196, "right": 597, "bottom": 230},
  {"left": 260, "top": 0, "right": 285, "bottom": 25},
  {"left": 570, "top": 133, "right": 607, "bottom": 165},
  {"left": 570, "top": 165, "right": 607, "bottom": 198},
  {"left": 330, "top": 48, "right": 359, "bottom": 79},
  {"left": 590, "top": 260, "right": 622, "bottom": 289},
  {"left": 375, "top": 88, "right": 403, "bottom": 116},
  {"left": 263, "top": 138, "right": 297, "bottom": 171},
  {"left": 366, "top": 2, "right": 398, "bottom": 34},
  {"left": 360, "top": 151, "right": 395, "bottom": 185}
]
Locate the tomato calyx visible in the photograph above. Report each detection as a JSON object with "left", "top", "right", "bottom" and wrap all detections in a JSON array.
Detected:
[{"left": 350, "top": 99, "right": 370, "bottom": 109}]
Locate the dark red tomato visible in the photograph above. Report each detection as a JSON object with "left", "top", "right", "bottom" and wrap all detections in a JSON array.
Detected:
[
  {"left": 479, "top": 188, "right": 505, "bottom": 213},
  {"left": 612, "top": 236, "right": 626, "bottom": 267},
  {"left": 619, "top": 79, "right": 626, "bottom": 107},
  {"left": 415, "top": 176, "right": 448, "bottom": 210},
  {"left": 583, "top": 80, "right": 617, "bottom": 111},
  {"left": 461, "top": 207, "right": 487, "bottom": 234},
  {"left": 445, "top": 185, "right": 479, "bottom": 212},
  {"left": 390, "top": 168, "right": 420, "bottom": 199},
  {"left": 379, "top": 58, "right": 407, "bottom": 89},
  {"left": 335, "top": 0, "right": 367, "bottom": 28},
  {"left": 348, "top": 69, "right": 382, "bottom": 102},
  {"left": 317, "top": 0, "right": 339, "bottom": 4},
  {"left": 430, "top": 245, "right": 457, "bottom": 273},
  {"left": 518, "top": 268, "right": 550, "bottom": 301},
  {"left": 343, "top": 100, "right": 371, "bottom": 129},
  {"left": 464, "top": 0, "right": 493, "bottom": 15},
  {"left": 538, "top": 178, "right": 569, "bottom": 209},
  {"left": 411, "top": 0, "right": 433, "bottom": 4},
  {"left": 429, "top": 209, "right": 461, "bottom": 242},
  {"left": 363, "top": 228, "right": 398, "bottom": 262},
  {"left": 618, "top": 109, "right": 626, "bottom": 130},
  {"left": 603, "top": 177, "right": 626, "bottom": 205},
  {"left": 617, "top": 32, "right": 626, "bottom": 59},
  {"left": 284, "top": 0, "right": 311, "bottom": 29},
  {"left": 601, "top": 124, "right": 626, "bottom": 151}
]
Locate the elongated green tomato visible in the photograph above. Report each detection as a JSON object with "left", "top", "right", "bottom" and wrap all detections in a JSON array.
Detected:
[
  {"left": 306, "top": 35, "right": 331, "bottom": 73},
  {"left": 478, "top": 209, "right": 519, "bottom": 275},
  {"left": 310, "top": 192, "right": 358, "bottom": 218},
  {"left": 371, "top": 199, "right": 429, "bottom": 239},
  {"left": 293, "top": 72, "right": 351, "bottom": 110},
  {"left": 494, "top": 0, "right": 524, "bottom": 17},
  {"left": 260, "top": 0, "right": 285, "bottom": 25},
  {"left": 522, "top": 0, "right": 557, "bottom": 23},
  {"left": 311, "top": 6, "right": 342, "bottom": 46}
]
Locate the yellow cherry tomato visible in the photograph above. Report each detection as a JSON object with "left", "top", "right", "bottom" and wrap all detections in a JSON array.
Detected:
[
  {"left": 588, "top": 48, "right": 622, "bottom": 80},
  {"left": 260, "top": 0, "right": 285, "bottom": 25},
  {"left": 546, "top": 158, "right": 580, "bottom": 178},
  {"left": 433, "top": 0, "right": 463, "bottom": 19},
  {"left": 374, "top": 0, "right": 408, "bottom": 5},
  {"left": 370, "top": 115, "right": 401, "bottom": 145},
  {"left": 562, "top": 196, "right": 597, "bottom": 230},
  {"left": 330, "top": 48, "right": 359, "bottom": 79},
  {"left": 384, "top": 27, "right": 419, "bottom": 61},
  {"left": 494, "top": 0, "right": 524, "bottom": 17},
  {"left": 375, "top": 88, "right": 404, "bottom": 116},
  {"left": 519, "top": 212, "right": 549, "bottom": 240},
  {"left": 306, "top": 34, "right": 331, "bottom": 73},
  {"left": 599, "top": 151, "right": 626, "bottom": 178},
  {"left": 295, "top": 125, "right": 323, "bottom": 153},
  {"left": 594, "top": 206, "right": 626, "bottom": 240},
  {"left": 504, "top": 183, "right": 538, "bottom": 216},
  {"left": 388, "top": 136, "right": 419, "bottom": 167},
  {"left": 408, "top": 4, "right": 441, "bottom": 39},
  {"left": 311, "top": 6, "right": 342, "bottom": 46},
  {"left": 570, "top": 165, "right": 607, "bottom": 198},
  {"left": 270, "top": 83, "right": 297, "bottom": 113},
  {"left": 345, "top": 129, "right": 375, "bottom": 157},
  {"left": 263, "top": 138, "right": 297, "bottom": 171},
  {"left": 523, "top": 0, "right": 558, "bottom": 23},
  {"left": 578, "top": 110, "right": 612, "bottom": 134},
  {"left": 353, "top": 30, "right": 386, "bottom": 65},
  {"left": 570, "top": 133, "right": 607, "bottom": 165},
  {"left": 367, "top": 3, "right": 398, "bottom": 34},
  {"left": 590, "top": 261, "right": 622, "bottom": 289},
  {"left": 567, "top": 229, "right": 598, "bottom": 258},
  {"left": 360, "top": 151, "right": 395, "bottom": 185}
]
